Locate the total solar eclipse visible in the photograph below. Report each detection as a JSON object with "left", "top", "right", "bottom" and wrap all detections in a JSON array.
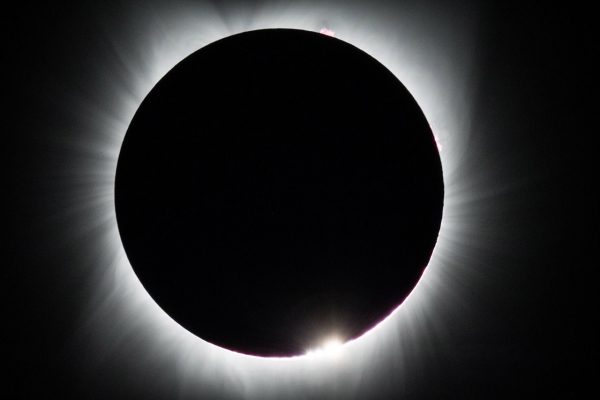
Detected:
[{"left": 115, "top": 29, "right": 444, "bottom": 357}]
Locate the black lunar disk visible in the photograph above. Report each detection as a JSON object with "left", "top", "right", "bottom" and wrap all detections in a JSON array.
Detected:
[{"left": 115, "top": 29, "right": 443, "bottom": 357}]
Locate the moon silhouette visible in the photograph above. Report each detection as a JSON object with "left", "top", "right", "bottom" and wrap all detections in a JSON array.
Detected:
[{"left": 115, "top": 28, "right": 443, "bottom": 357}]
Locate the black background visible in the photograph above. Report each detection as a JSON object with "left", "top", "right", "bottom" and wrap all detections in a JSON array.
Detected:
[{"left": 4, "top": 1, "right": 594, "bottom": 398}]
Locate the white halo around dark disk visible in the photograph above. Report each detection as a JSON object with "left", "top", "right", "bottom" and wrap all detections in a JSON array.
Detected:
[{"left": 59, "top": 1, "right": 486, "bottom": 398}]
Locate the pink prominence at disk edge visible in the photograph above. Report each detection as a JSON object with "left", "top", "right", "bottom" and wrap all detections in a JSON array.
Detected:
[{"left": 319, "top": 27, "right": 335, "bottom": 37}]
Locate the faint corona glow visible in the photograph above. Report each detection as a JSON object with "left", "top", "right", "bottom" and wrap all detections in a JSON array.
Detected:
[{"left": 64, "top": 2, "right": 484, "bottom": 398}]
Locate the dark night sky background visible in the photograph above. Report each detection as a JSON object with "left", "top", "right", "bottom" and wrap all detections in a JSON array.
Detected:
[{"left": 4, "top": 1, "right": 594, "bottom": 399}]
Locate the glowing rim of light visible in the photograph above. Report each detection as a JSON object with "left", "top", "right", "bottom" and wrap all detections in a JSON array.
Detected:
[
  {"left": 75, "top": 2, "right": 479, "bottom": 379},
  {"left": 113, "top": 26, "right": 445, "bottom": 360}
]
